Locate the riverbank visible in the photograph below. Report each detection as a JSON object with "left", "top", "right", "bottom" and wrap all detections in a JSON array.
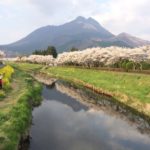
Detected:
[
  {"left": 8, "top": 63, "right": 150, "bottom": 118},
  {"left": 29, "top": 81, "right": 150, "bottom": 150},
  {"left": 40, "top": 66, "right": 150, "bottom": 117},
  {"left": 0, "top": 67, "right": 42, "bottom": 150},
  {"left": 0, "top": 61, "right": 148, "bottom": 150}
]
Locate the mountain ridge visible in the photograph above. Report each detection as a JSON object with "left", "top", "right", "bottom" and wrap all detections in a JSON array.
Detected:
[{"left": 0, "top": 16, "right": 150, "bottom": 55}]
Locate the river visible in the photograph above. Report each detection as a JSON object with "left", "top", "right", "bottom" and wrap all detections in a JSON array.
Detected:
[{"left": 29, "top": 80, "right": 150, "bottom": 150}]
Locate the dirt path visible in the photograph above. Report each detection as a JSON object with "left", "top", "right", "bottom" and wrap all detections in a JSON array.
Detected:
[{"left": 0, "top": 78, "right": 26, "bottom": 112}]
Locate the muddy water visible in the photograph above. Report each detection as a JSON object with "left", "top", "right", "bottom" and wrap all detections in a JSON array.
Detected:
[{"left": 29, "top": 82, "right": 150, "bottom": 150}]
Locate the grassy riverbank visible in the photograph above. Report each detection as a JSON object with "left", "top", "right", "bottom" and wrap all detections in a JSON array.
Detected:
[
  {"left": 41, "top": 66, "right": 150, "bottom": 116},
  {"left": 8, "top": 62, "right": 150, "bottom": 117},
  {"left": 0, "top": 66, "right": 42, "bottom": 150}
]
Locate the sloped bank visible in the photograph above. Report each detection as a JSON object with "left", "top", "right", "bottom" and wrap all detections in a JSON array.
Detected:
[
  {"left": 7, "top": 63, "right": 150, "bottom": 132},
  {"left": 18, "top": 77, "right": 42, "bottom": 150},
  {"left": 0, "top": 68, "right": 42, "bottom": 150},
  {"left": 55, "top": 80, "right": 150, "bottom": 133},
  {"left": 38, "top": 70, "right": 150, "bottom": 131}
]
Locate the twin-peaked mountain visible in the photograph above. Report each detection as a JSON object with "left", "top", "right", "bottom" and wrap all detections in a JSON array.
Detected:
[{"left": 0, "top": 16, "right": 150, "bottom": 55}]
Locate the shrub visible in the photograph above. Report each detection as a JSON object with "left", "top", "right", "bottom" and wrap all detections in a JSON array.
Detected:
[
  {"left": 0, "top": 65, "right": 14, "bottom": 89},
  {"left": 126, "top": 61, "right": 134, "bottom": 71},
  {"left": 0, "top": 90, "right": 6, "bottom": 100},
  {"left": 141, "top": 61, "right": 150, "bottom": 70}
]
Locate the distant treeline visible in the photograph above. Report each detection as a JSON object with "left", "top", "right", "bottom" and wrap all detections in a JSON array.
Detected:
[
  {"left": 27, "top": 46, "right": 150, "bottom": 71},
  {"left": 32, "top": 46, "right": 58, "bottom": 58},
  {"left": 32, "top": 46, "right": 79, "bottom": 58}
]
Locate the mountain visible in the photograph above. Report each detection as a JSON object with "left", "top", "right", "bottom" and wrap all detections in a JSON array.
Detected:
[
  {"left": 115, "top": 32, "right": 150, "bottom": 47},
  {"left": 0, "top": 16, "right": 150, "bottom": 55},
  {"left": 96, "top": 32, "right": 150, "bottom": 48}
]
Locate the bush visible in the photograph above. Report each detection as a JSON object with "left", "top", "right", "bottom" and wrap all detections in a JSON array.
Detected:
[
  {"left": 121, "top": 62, "right": 126, "bottom": 70},
  {"left": 0, "top": 65, "right": 14, "bottom": 89},
  {"left": 126, "top": 61, "right": 134, "bottom": 71},
  {"left": 141, "top": 62, "right": 150, "bottom": 70},
  {"left": 0, "top": 90, "right": 6, "bottom": 100}
]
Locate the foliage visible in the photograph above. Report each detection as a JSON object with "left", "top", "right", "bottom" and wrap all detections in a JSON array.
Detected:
[
  {"left": 0, "top": 69, "right": 42, "bottom": 150},
  {"left": 0, "top": 65, "right": 14, "bottom": 97},
  {"left": 113, "top": 59, "right": 150, "bottom": 71},
  {"left": 55, "top": 46, "right": 150, "bottom": 70},
  {"left": 47, "top": 46, "right": 57, "bottom": 58},
  {"left": 140, "top": 61, "right": 150, "bottom": 70},
  {"left": 16, "top": 46, "right": 150, "bottom": 71},
  {"left": 0, "top": 90, "right": 6, "bottom": 100},
  {"left": 0, "top": 65, "right": 14, "bottom": 79},
  {"left": 32, "top": 46, "right": 57, "bottom": 58},
  {"left": 126, "top": 61, "right": 134, "bottom": 71},
  {"left": 70, "top": 47, "right": 78, "bottom": 52}
]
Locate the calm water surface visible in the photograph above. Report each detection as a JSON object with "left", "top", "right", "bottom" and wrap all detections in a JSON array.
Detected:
[{"left": 29, "top": 83, "right": 150, "bottom": 150}]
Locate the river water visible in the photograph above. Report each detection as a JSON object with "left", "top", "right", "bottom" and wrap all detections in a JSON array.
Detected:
[{"left": 29, "top": 81, "right": 150, "bottom": 150}]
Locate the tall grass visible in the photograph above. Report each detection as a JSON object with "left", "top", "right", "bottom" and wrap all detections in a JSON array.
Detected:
[
  {"left": 0, "top": 69, "right": 42, "bottom": 150},
  {"left": 39, "top": 66, "right": 150, "bottom": 118},
  {"left": 43, "top": 67, "right": 150, "bottom": 103}
]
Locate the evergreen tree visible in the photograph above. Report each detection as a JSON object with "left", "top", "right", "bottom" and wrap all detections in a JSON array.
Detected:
[
  {"left": 70, "top": 47, "right": 78, "bottom": 52},
  {"left": 32, "top": 46, "right": 58, "bottom": 58},
  {"left": 47, "top": 46, "right": 57, "bottom": 58}
]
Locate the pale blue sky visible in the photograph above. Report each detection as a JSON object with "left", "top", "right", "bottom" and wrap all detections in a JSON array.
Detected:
[{"left": 0, "top": 0, "right": 150, "bottom": 44}]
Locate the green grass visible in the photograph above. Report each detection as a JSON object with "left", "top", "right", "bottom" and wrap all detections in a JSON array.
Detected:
[
  {"left": 7, "top": 62, "right": 150, "bottom": 116},
  {"left": 0, "top": 67, "right": 42, "bottom": 150},
  {"left": 9, "top": 63, "right": 150, "bottom": 112},
  {"left": 40, "top": 66, "right": 150, "bottom": 117},
  {"left": 7, "top": 62, "right": 43, "bottom": 73},
  {"left": 42, "top": 67, "right": 150, "bottom": 103}
]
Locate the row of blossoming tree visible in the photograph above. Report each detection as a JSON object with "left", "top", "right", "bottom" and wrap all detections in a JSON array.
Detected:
[{"left": 15, "top": 46, "right": 150, "bottom": 71}]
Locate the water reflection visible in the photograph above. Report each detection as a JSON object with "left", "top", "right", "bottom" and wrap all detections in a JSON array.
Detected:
[
  {"left": 42, "top": 84, "right": 88, "bottom": 112},
  {"left": 29, "top": 84, "right": 150, "bottom": 150}
]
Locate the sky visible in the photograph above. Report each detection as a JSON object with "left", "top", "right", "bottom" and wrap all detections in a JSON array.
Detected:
[{"left": 0, "top": 0, "right": 150, "bottom": 44}]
